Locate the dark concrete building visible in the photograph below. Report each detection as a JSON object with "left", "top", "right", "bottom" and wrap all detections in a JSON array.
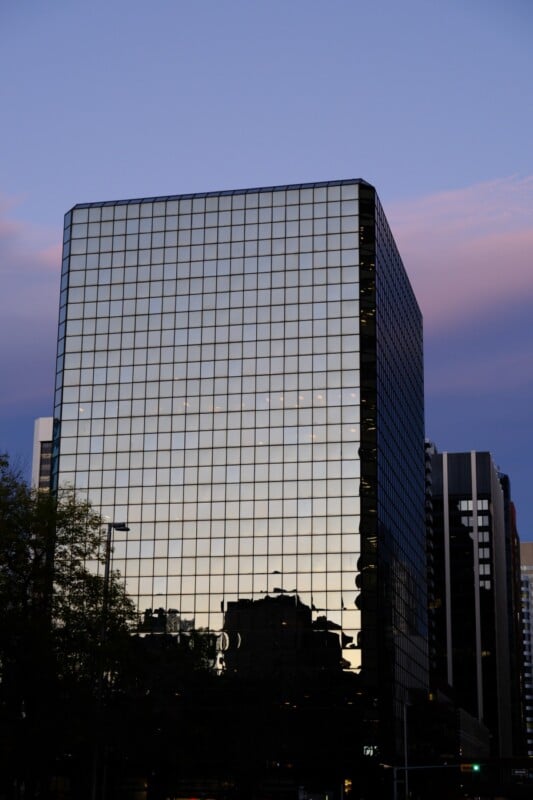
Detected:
[{"left": 430, "top": 449, "right": 524, "bottom": 759}]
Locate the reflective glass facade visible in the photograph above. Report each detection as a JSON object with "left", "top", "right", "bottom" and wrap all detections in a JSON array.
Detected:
[{"left": 53, "top": 179, "right": 427, "bottom": 758}]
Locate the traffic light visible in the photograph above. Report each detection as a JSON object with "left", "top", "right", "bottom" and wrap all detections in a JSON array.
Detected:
[{"left": 460, "top": 763, "right": 481, "bottom": 773}]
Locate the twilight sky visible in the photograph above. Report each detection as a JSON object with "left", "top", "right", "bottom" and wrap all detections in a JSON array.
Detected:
[{"left": 1, "top": 0, "right": 532, "bottom": 536}]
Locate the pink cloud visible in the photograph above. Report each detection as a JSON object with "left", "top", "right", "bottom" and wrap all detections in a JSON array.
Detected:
[
  {"left": 0, "top": 195, "right": 62, "bottom": 322},
  {"left": 0, "top": 195, "right": 61, "bottom": 409},
  {"left": 386, "top": 176, "right": 533, "bottom": 333}
]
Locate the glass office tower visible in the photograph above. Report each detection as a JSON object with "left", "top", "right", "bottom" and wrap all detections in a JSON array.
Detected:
[{"left": 53, "top": 179, "right": 427, "bottom": 761}]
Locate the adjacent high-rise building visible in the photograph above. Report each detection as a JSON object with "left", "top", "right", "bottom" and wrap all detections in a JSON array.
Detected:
[
  {"left": 501, "top": 473, "right": 526, "bottom": 757},
  {"left": 32, "top": 416, "right": 53, "bottom": 491},
  {"left": 430, "top": 450, "right": 524, "bottom": 758},
  {"left": 520, "top": 542, "right": 533, "bottom": 756},
  {"left": 52, "top": 179, "right": 428, "bottom": 772}
]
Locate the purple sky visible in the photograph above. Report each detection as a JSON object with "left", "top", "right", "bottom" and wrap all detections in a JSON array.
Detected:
[{"left": 1, "top": 1, "right": 532, "bottom": 536}]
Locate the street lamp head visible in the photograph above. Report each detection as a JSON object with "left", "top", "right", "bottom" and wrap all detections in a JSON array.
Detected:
[{"left": 112, "top": 522, "right": 130, "bottom": 532}]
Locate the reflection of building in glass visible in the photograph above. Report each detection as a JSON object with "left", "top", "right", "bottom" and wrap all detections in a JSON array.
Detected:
[
  {"left": 32, "top": 416, "right": 53, "bottom": 490},
  {"left": 221, "top": 593, "right": 349, "bottom": 678},
  {"left": 430, "top": 449, "right": 525, "bottom": 758},
  {"left": 52, "top": 179, "right": 427, "bottom": 763}
]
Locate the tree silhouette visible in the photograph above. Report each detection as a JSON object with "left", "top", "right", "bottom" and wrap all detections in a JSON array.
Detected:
[{"left": 0, "top": 454, "right": 136, "bottom": 798}]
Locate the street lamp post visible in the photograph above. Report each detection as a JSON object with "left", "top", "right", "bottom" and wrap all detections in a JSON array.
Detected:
[
  {"left": 381, "top": 764, "right": 399, "bottom": 800},
  {"left": 381, "top": 762, "right": 469, "bottom": 800},
  {"left": 402, "top": 702, "right": 409, "bottom": 800},
  {"left": 91, "top": 521, "right": 130, "bottom": 800},
  {"left": 102, "top": 522, "right": 130, "bottom": 634}
]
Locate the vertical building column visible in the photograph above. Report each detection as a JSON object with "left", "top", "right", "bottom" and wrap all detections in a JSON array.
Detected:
[
  {"left": 442, "top": 452, "right": 453, "bottom": 686},
  {"left": 470, "top": 450, "right": 484, "bottom": 721}
]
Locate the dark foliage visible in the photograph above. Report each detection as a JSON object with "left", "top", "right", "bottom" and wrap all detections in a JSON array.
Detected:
[{"left": 0, "top": 454, "right": 136, "bottom": 798}]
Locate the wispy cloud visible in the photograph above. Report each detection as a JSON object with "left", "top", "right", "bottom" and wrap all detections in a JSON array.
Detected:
[
  {"left": 426, "top": 340, "right": 533, "bottom": 396},
  {"left": 0, "top": 193, "right": 62, "bottom": 274},
  {"left": 387, "top": 175, "right": 533, "bottom": 333},
  {"left": 2, "top": 179, "right": 532, "bottom": 410},
  {"left": 0, "top": 194, "right": 61, "bottom": 409}
]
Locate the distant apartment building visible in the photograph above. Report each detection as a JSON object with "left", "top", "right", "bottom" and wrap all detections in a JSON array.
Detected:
[
  {"left": 430, "top": 449, "right": 524, "bottom": 758},
  {"left": 32, "top": 416, "right": 53, "bottom": 491}
]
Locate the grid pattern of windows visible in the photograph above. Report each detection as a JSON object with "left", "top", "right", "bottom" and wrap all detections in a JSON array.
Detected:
[
  {"left": 360, "top": 187, "right": 427, "bottom": 755},
  {"left": 521, "top": 571, "right": 533, "bottom": 754},
  {"left": 38, "top": 441, "right": 53, "bottom": 490},
  {"left": 54, "top": 181, "right": 366, "bottom": 670}
]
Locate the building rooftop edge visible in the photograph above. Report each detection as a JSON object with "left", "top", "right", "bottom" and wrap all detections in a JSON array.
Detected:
[{"left": 67, "top": 178, "right": 375, "bottom": 214}]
